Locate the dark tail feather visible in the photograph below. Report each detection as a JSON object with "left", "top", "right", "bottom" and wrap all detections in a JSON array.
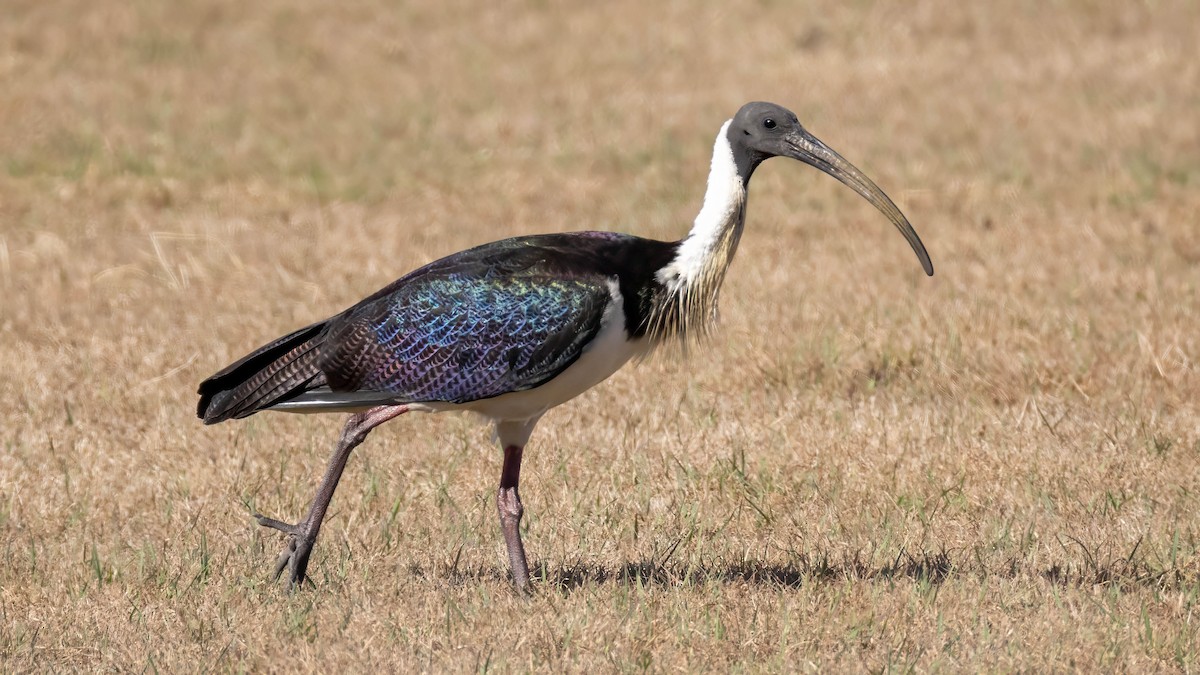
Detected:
[{"left": 197, "top": 321, "right": 328, "bottom": 424}]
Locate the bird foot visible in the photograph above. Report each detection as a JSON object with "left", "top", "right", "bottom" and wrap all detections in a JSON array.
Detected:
[{"left": 254, "top": 513, "right": 316, "bottom": 590}]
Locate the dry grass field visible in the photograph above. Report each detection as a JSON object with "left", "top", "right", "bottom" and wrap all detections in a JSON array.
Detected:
[{"left": 3, "top": 0, "right": 1199, "bottom": 670}]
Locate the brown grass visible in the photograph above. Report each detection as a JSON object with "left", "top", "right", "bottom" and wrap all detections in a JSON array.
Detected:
[{"left": 2, "top": 0, "right": 1199, "bottom": 670}]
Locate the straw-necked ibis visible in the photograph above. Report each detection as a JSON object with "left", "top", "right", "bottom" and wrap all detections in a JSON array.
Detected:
[{"left": 197, "top": 101, "right": 933, "bottom": 591}]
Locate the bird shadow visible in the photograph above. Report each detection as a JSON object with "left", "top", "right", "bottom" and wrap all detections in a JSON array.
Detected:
[
  {"left": 425, "top": 546, "right": 1191, "bottom": 595},
  {"left": 428, "top": 549, "right": 955, "bottom": 594},
  {"left": 536, "top": 549, "right": 954, "bottom": 593}
]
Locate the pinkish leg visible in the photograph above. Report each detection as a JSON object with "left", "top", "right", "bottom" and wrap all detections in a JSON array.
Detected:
[
  {"left": 497, "top": 444, "right": 530, "bottom": 592},
  {"left": 255, "top": 404, "right": 408, "bottom": 589}
]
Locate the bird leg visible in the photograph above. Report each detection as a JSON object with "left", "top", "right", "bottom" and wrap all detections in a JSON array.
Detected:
[
  {"left": 255, "top": 404, "right": 408, "bottom": 589},
  {"left": 497, "top": 444, "right": 530, "bottom": 592}
]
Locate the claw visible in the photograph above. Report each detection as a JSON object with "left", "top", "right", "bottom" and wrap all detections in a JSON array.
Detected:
[{"left": 255, "top": 513, "right": 315, "bottom": 589}]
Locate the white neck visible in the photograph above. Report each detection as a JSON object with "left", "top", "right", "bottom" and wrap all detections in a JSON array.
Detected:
[
  {"left": 646, "top": 121, "right": 748, "bottom": 343},
  {"left": 656, "top": 120, "right": 747, "bottom": 290}
]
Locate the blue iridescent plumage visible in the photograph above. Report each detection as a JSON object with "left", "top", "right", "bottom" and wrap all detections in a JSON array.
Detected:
[{"left": 327, "top": 275, "right": 608, "bottom": 403}]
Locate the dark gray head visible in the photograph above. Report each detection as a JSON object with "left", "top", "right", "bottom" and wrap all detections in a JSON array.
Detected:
[{"left": 726, "top": 101, "right": 934, "bottom": 276}]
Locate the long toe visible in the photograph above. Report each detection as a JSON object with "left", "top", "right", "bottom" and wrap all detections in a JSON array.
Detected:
[
  {"left": 271, "top": 538, "right": 297, "bottom": 581},
  {"left": 264, "top": 534, "right": 315, "bottom": 589},
  {"left": 286, "top": 537, "right": 315, "bottom": 590},
  {"left": 254, "top": 513, "right": 305, "bottom": 536}
]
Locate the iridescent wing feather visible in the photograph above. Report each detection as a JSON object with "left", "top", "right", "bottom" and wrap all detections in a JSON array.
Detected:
[{"left": 318, "top": 272, "right": 610, "bottom": 404}]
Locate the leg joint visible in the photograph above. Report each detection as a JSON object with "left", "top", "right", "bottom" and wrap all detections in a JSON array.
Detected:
[{"left": 497, "top": 487, "right": 523, "bottom": 520}]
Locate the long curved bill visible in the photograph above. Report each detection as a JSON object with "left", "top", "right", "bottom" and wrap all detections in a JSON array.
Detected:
[{"left": 785, "top": 129, "right": 934, "bottom": 276}]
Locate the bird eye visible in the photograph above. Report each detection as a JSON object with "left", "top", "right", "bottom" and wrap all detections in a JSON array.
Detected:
[{"left": 763, "top": 118, "right": 776, "bottom": 129}]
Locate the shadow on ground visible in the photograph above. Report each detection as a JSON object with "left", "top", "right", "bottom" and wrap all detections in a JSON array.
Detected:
[{"left": 419, "top": 547, "right": 1193, "bottom": 594}]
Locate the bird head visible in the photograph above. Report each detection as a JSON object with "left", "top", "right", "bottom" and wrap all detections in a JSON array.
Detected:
[{"left": 727, "top": 101, "right": 934, "bottom": 276}]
